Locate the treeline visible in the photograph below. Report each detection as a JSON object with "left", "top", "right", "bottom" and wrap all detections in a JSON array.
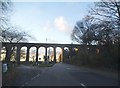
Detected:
[
  {"left": 68, "top": 0, "right": 119, "bottom": 70},
  {"left": 64, "top": 45, "right": 118, "bottom": 69}
]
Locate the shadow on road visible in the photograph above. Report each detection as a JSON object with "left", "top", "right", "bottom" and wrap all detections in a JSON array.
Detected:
[{"left": 2, "top": 63, "right": 119, "bottom": 87}]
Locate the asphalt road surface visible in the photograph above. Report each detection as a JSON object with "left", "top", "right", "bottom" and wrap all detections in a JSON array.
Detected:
[{"left": 16, "top": 63, "right": 118, "bottom": 87}]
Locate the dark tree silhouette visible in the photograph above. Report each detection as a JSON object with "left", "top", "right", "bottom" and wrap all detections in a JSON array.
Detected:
[
  {"left": 71, "top": 15, "right": 95, "bottom": 45},
  {"left": 70, "top": 0, "right": 119, "bottom": 69},
  {"left": 71, "top": 0, "right": 120, "bottom": 45},
  {"left": 89, "top": 0, "right": 120, "bottom": 44},
  {"left": 0, "top": 0, "right": 12, "bottom": 31},
  {"left": 2, "top": 26, "right": 31, "bottom": 43}
]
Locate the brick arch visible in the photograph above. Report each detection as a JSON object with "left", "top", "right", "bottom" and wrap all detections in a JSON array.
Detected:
[
  {"left": 55, "top": 47, "right": 63, "bottom": 63},
  {"left": 1, "top": 46, "right": 6, "bottom": 61},
  {"left": 20, "top": 46, "right": 27, "bottom": 62},
  {"left": 38, "top": 47, "right": 46, "bottom": 62},
  {"left": 2, "top": 42, "right": 83, "bottom": 65},
  {"left": 47, "top": 47, "right": 54, "bottom": 62},
  {"left": 29, "top": 46, "right": 37, "bottom": 62}
]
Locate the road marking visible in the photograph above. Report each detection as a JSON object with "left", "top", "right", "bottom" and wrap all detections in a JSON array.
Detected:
[
  {"left": 25, "top": 82, "right": 28, "bottom": 84},
  {"left": 80, "top": 83, "right": 86, "bottom": 88},
  {"left": 31, "top": 74, "right": 40, "bottom": 80},
  {"left": 31, "top": 77, "right": 36, "bottom": 80},
  {"left": 36, "top": 74, "right": 40, "bottom": 77},
  {"left": 22, "top": 84, "right": 24, "bottom": 86},
  {"left": 66, "top": 67, "right": 71, "bottom": 69},
  {"left": 19, "top": 84, "right": 24, "bottom": 88},
  {"left": 20, "top": 74, "right": 40, "bottom": 87}
]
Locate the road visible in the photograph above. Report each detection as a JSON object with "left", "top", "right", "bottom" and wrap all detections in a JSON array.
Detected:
[{"left": 15, "top": 63, "right": 118, "bottom": 87}]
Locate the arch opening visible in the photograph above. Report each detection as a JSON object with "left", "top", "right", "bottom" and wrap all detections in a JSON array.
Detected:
[
  {"left": 20, "top": 46, "right": 27, "bottom": 62},
  {"left": 47, "top": 47, "right": 54, "bottom": 62},
  {"left": 29, "top": 47, "right": 36, "bottom": 62},
  {"left": 64, "top": 47, "right": 70, "bottom": 52},
  {"left": 1, "top": 46, "right": 6, "bottom": 61},
  {"left": 38, "top": 47, "right": 45, "bottom": 62},
  {"left": 10, "top": 46, "right": 17, "bottom": 62},
  {"left": 56, "top": 47, "right": 63, "bottom": 63},
  {"left": 63, "top": 47, "right": 70, "bottom": 59}
]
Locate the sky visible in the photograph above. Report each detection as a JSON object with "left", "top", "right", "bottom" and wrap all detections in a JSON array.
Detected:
[{"left": 10, "top": 1, "right": 94, "bottom": 44}]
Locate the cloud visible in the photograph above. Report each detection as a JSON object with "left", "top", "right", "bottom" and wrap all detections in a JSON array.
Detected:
[{"left": 54, "top": 16, "right": 72, "bottom": 33}]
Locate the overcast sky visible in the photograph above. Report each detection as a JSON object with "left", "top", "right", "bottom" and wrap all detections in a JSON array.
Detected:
[{"left": 10, "top": 1, "right": 94, "bottom": 44}]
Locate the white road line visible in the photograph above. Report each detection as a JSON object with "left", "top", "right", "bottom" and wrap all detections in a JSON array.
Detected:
[
  {"left": 66, "top": 68, "right": 71, "bottom": 69},
  {"left": 31, "top": 74, "right": 40, "bottom": 80},
  {"left": 25, "top": 82, "right": 28, "bottom": 84},
  {"left": 21, "top": 84, "right": 24, "bottom": 86},
  {"left": 80, "top": 83, "right": 87, "bottom": 88},
  {"left": 36, "top": 74, "right": 40, "bottom": 77},
  {"left": 31, "top": 77, "right": 35, "bottom": 80},
  {"left": 20, "top": 74, "right": 40, "bottom": 87},
  {"left": 19, "top": 84, "right": 24, "bottom": 88}
]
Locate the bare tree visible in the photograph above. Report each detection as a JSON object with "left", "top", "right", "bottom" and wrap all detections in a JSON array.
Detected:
[
  {"left": 0, "top": 0, "right": 12, "bottom": 42},
  {"left": 0, "top": 1, "right": 36, "bottom": 64},
  {"left": 89, "top": 0, "right": 120, "bottom": 24},
  {"left": 0, "top": 0, "right": 33, "bottom": 43},
  {"left": 89, "top": 0, "right": 120, "bottom": 45},
  {"left": 71, "top": 0, "right": 120, "bottom": 45},
  {"left": 93, "top": 21, "right": 114, "bottom": 45},
  {"left": 71, "top": 15, "right": 95, "bottom": 45},
  {"left": 2, "top": 25, "right": 31, "bottom": 43},
  {"left": 0, "top": 0, "right": 12, "bottom": 28}
]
